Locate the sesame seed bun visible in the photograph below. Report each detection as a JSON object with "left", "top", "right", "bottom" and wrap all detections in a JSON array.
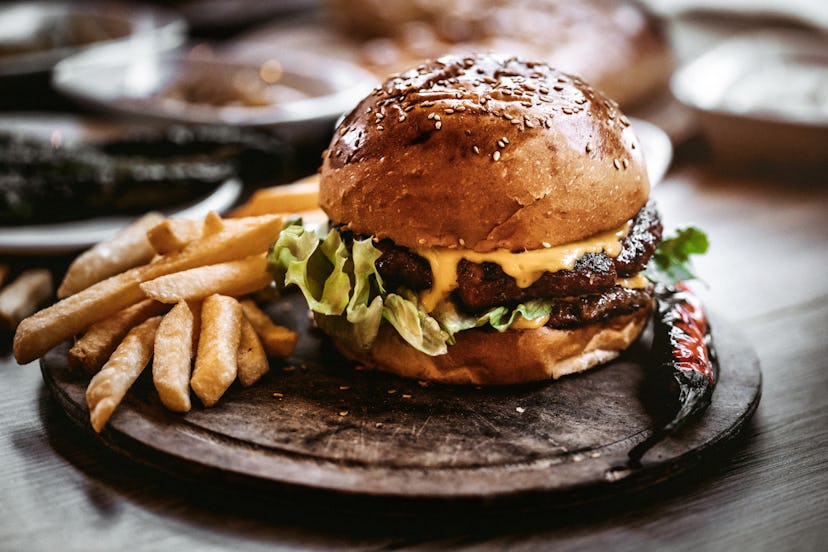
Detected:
[
  {"left": 329, "top": 303, "right": 652, "bottom": 385},
  {"left": 319, "top": 53, "right": 649, "bottom": 253}
]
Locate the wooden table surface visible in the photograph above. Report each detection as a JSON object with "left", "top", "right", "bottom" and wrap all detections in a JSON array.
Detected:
[{"left": 2, "top": 18, "right": 827, "bottom": 552}]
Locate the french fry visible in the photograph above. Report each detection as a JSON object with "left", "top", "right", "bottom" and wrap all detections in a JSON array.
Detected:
[
  {"left": 191, "top": 294, "right": 243, "bottom": 407},
  {"left": 140, "top": 254, "right": 272, "bottom": 304},
  {"left": 240, "top": 299, "right": 297, "bottom": 357},
  {"left": 147, "top": 214, "right": 250, "bottom": 255},
  {"left": 86, "top": 316, "right": 162, "bottom": 432},
  {"left": 58, "top": 212, "right": 164, "bottom": 298},
  {"left": 0, "top": 270, "right": 53, "bottom": 331},
  {"left": 153, "top": 301, "right": 194, "bottom": 412},
  {"left": 146, "top": 218, "right": 202, "bottom": 255},
  {"left": 229, "top": 175, "right": 319, "bottom": 218},
  {"left": 237, "top": 317, "right": 269, "bottom": 387},
  {"left": 14, "top": 213, "right": 282, "bottom": 364},
  {"left": 68, "top": 299, "right": 168, "bottom": 374},
  {"left": 202, "top": 211, "right": 226, "bottom": 236}
]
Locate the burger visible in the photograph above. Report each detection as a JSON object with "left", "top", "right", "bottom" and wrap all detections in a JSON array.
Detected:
[{"left": 269, "top": 53, "right": 662, "bottom": 385}]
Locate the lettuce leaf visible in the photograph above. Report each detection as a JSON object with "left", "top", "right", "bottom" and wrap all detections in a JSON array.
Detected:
[
  {"left": 269, "top": 224, "right": 350, "bottom": 315},
  {"left": 269, "top": 227, "right": 445, "bottom": 355},
  {"left": 645, "top": 226, "right": 709, "bottom": 285},
  {"left": 268, "top": 227, "right": 560, "bottom": 356},
  {"left": 434, "top": 298, "right": 553, "bottom": 338},
  {"left": 383, "top": 292, "right": 448, "bottom": 356}
]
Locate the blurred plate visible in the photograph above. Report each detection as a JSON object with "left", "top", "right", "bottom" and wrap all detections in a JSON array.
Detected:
[
  {"left": 671, "top": 29, "right": 828, "bottom": 165},
  {"left": 53, "top": 46, "right": 376, "bottom": 142},
  {"left": 0, "top": 178, "right": 241, "bottom": 255},
  {"left": 0, "top": 1, "right": 185, "bottom": 78},
  {"left": 631, "top": 117, "right": 673, "bottom": 185}
]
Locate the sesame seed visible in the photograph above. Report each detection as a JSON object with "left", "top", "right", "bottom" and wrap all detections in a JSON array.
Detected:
[
  {"left": 511, "top": 119, "right": 521, "bottom": 125},
  {"left": 444, "top": 108, "right": 454, "bottom": 114},
  {"left": 339, "top": 385, "right": 350, "bottom": 390},
  {"left": 542, "top": 242, "right": 551, "bottom": 248},
  {"left": 377, "top": 125, "right": 384, "bottom": 131},
  {"left": 553, "top": 85, "right": 564, "bottom": 92},
  {"left": 435, "top": 121, "right": 442, "bottom": 130},
  {"left": 497, "top": 140, "right": 505, "bottom": 148},
  {"left": 398, "top": 114, "right": 406, "bottom": 122},
  {"left": 272, "top": 392, "right": 284, "bottom": 398},
  {"left": 585, "top": 143, "right": 592, "bottom": 153},
  {"left": 339, "top": 410, "right": 349, "bottom": 417},
  {"left": 427, "top": 112, "right": 435, "bottom": 120},
  {"left": 502, "top": 137, "right": 510, "bottom": 144},
  {"left": 516, "top": 406, "right": 526, "bottom": 413},
  {"left": 459, "top": 238, "right": 465, "bottom": 246},
  {"left": 613, "top": 159, "right": 622, "bottom": 170},
  {"left": 473, "top": 145, "right": 480, "bottom": 154},
  {"left": 387, "top": 389, "right": 397, "bottom": 394},
  {"left": 418, "top": 238, "right": 426, "bottom": 245},
  {"left": 402, "top": 394, "right": 412, "bottom": 399},
  {"left": 525, "top": 119, "right": 535, "bottom": 128},
  {"left": 622, "top": 158, "right": 629, "bottom": 168},
  {"left": 493, "top": 151, "right": 501, "bottom": 161}
]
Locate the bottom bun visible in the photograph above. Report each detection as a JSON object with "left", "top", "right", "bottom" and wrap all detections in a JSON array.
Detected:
[{"left": 330, "top": 303, "right": 652, "bottom": 386}]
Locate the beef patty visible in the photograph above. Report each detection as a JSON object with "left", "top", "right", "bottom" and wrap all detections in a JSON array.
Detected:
[{"left": 340, "top": 201, "right": 661, "bottom": 320}]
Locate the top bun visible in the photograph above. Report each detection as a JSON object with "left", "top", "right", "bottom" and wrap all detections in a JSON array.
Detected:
[{"left": 319, "top": 53, "right": 649, "bottom": 252}]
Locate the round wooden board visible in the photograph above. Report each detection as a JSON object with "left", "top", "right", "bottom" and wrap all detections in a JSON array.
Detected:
[{"left": 41, "top": 293, "right": 761, "bottom": 513}]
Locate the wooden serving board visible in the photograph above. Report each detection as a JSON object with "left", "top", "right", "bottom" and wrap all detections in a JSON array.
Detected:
[{"left": 40, "top": 293, "right": 761, "bottom": 513}]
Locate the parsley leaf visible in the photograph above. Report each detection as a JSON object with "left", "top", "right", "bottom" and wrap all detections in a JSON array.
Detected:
[{"left": 645, "top": 226, "right": 709, "bottom": 285}]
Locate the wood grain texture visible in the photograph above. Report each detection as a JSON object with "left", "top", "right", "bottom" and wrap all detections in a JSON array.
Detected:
[{"left": 37, "top": 299, "right": 760, "bottom": 507}]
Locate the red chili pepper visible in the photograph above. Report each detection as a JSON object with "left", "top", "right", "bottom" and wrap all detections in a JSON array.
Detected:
[{"left": 628, "top": 283, "right": 718, "bottom": 466}]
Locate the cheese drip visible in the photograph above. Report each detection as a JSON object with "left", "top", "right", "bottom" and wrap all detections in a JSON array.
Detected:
[{"left": 417, "top": 222, "right": 631, "bottom": 311}]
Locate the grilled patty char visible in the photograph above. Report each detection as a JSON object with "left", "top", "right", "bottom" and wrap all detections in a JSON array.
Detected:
[{"left": 340, "top": 201, "right": 661, "bottom": 321}]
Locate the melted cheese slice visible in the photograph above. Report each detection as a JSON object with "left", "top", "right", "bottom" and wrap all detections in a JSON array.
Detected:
[
  {"left": 416, "top": 222, "right": 631, "bottom": 311},
  {"left": 616, "top": 274, "right": 650, "bottom": 289}
]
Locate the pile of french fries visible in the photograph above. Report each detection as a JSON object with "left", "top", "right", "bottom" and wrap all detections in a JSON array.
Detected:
[{"left": 13, "top": 209, "right": 307, "bottom": 433}]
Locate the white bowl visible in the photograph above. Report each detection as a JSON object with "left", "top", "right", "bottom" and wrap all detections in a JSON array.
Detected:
[
  {"left": 52, "top": 46, "right": 377, "bottom": 142},
  {"left": 670, "top": 29, "right": 828, "bottom": 166},
  {"left": 0, "top": 1, "right": 185, "bottom": 78}
]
